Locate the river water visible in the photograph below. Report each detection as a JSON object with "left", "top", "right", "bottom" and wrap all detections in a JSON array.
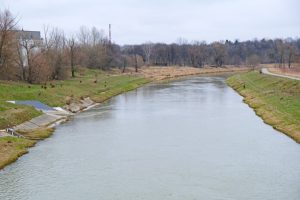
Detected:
[{"left": 1, "top": 76, "right": 300, "bottom": 200}]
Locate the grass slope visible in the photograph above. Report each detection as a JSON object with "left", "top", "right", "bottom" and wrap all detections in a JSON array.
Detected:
[
  {"left": 0, "top": 137, "right": 36, "bottom": 169},
  {"left": 0, "top": 69, "right": 149, "bottom": 169},
  {"left": 227, "top": 71, "right": 300, "bottom": 143},
  {"left": 0, "top": 69, "right": 149, "bottom": 129}
]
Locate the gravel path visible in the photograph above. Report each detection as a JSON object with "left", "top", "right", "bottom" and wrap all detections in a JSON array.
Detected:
[{"left": 262, "top": 68, "right": 300, "bottom": 81}]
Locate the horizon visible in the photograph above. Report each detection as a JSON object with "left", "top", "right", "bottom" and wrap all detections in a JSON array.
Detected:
[{"left": 1, "top": 0, "right": 299, "bottom": 45}]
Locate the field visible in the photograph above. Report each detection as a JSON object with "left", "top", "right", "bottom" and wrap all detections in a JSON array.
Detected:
[
  {"left": 138, "top": 66, "right": 250, "bottom": 80},
  {"left": 227, "top": 71, "right": 300, "bottom": 143}
]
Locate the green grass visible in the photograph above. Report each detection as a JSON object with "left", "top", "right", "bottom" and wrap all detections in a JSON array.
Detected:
[
  {"left": 227, "top": 71, "right": 300, "bottom": 143},
  {"left": 0, "top": 68, "right": 149, "bottom": 170},
  {"left": 0, "top": 137, "right": 36, "bottom": 169},
  {"left": 0, "top": 68, "right": 149, "bottom": 129},
  {"left": 0, "top": 102, "right": 42, "bottom": 129}
]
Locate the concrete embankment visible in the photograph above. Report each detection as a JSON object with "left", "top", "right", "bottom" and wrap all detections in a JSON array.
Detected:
[{"left": 0, "top": 102, "right": 94, "bottom": 169}]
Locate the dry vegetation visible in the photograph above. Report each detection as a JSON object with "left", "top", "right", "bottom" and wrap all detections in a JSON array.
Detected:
[
  {"left": 268, "top": 66, "right": 300, "bottom": 79},
  {"left": 136, "top": 66, "right": 250, "bottom": 81},
  {"left": 0, "top": 137, "right": 36, "bottom": 169},
  {"left": 18, "top": 128, "right": 55, "bottom": 140}
]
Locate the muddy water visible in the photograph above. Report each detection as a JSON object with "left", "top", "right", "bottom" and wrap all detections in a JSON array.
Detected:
[{"left": 1, "top": 76, "right": 300, "bottom": 200}]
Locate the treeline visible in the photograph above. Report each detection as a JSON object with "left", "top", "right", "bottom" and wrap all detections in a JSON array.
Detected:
[
  {"left": 126, "top": 38, "right": 300, "bottom": 68},
  {"left": 0, "top": 10, "right": 124, "bottom": 83},
  {"left": 0, "top": 9, "right": 132, "bottom": 83},
  {"left": 1, "top": 9, "right": 300, "bottom": 83}
]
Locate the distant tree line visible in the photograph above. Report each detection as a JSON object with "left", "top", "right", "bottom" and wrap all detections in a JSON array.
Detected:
[
  {"left": 125, "top": 38, "right": 300, "bottom": 69},
  {"left": 0, "top": 9, "right": 299, "bottom": 83}
]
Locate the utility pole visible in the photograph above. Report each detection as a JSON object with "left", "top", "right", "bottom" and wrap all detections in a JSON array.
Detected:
[{"left": 109, "top": 24, "right": 112, "bottom": 44}]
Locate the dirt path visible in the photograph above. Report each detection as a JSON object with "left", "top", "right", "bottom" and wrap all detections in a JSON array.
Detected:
[{"left": 262, "top": 68, "right": 300, "bottom": 81}]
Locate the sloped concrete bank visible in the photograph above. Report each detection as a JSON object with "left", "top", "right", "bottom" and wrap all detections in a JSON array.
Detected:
[
  {"left": 0, "top": 89, "right": 144, "bottom": 169},
  {"left": 8, "top": 97, "right": 97, "bottom": 137}
]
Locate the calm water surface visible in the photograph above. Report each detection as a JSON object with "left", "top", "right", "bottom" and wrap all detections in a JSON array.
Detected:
[{"left": 1, "top": 76, "right": 300, "bottom": 200}]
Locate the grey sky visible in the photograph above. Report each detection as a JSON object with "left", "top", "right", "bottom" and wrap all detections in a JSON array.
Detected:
[{"left": 1, "top": 0, "right": 299, "bottom": 44}]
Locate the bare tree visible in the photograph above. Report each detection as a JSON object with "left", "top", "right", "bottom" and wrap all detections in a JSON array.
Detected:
[
  {"left": 19, "top": 30, "right": 41, "bottom": 83},
  {"left": 275, "top": 39, "right": 285, "bottom": 67},
  {"left": 77, "top": 26, "right": 91, "bottom": 47},
  {"left": 286, "top": 42, "right": 296, "bottom": 68},
  {"left": 16, "top": 39, "right": 26, "bottom": 80},
  {"left": 67, "top": 36, "right": 77, "bottom": 77},
  {"left": 43, "top": 27, "right": 67, "bottom": 79},
  {"left": 212, "top": 42, "right": 227, "bottom": 67},
  {"left": 121, "top": 55, "right": 127, "bottom": 73},
  {"left": 142, "top": 42, "right": 153, "bottom": 66},
  {"left": 91, "top": 26, "right": 105, "bottom": 46},
  {"left": 177, "top": 37, "right": 189, "bottom": 66},
  {"left": 0, "top": 9, "right": 18, "bottom": 72},
  {"left": 246, "top": 54, "right": 261, "bottom": 70}
]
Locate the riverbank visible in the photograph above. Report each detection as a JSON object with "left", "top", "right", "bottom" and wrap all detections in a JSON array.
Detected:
[
  {"left": 138, "top": 66, "right": 250, "bottom": 81},
  {"left": 0, "top": 68, "right": 149, "bottom": 169},
  {"left": 0, "top": 137, "right": 36, "bottom": 169},
  {"left": 0, "top": 66, "right": 249, "bottom": 170},
  {"left": 227, "top": 71, "right": 300, "bottom": 143}
]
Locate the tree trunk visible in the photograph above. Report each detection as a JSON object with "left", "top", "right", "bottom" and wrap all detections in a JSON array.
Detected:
[
  {"left": 288, "top": 54, "right": 292, "bottom": 68},
  {"left": 71, "top": 51, "right": 75, "bottom": 78},
  {"left": 122, "top": 59, "right": 126, "bottom": 73},
  {"left": 135, "top": 54, "right": 138, "bottom": 73},
  {"left": 22, "top": 67, "right": 26, "bottom": 81},
  {"left": 27, "top": 52, "right": 33, "bottom": 84}
]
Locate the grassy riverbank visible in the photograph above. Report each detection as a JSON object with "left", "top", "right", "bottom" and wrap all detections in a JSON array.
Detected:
[
  {"left": 0, "top": 137, "right": 36, "bottom": 169},
  {"left": 0, "top": 68, "right": 149, "bottom": 129},
  {"left": 227, "top": 71, "right": 300, "bottom": 143},
  {"left": 0, "top": 68, "right": 149, "bottom": 169}
]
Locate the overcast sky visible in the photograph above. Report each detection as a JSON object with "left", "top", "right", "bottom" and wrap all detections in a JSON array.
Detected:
[{"left": 1, "top": 0, "right": 299, "bottom": 44}]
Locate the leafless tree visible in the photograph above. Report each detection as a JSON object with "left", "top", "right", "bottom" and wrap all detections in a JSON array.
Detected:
[
  {"left": 43, "top": 27, "right": 68, "bottom": 79},
  {"left": 212, "top": 42, "right": 227, "bottom": 67},
  {"left": 67, "top": 36, "right": 77, "bottom": 77},
  {"left": 246, "top": 54, "right": 261, "bottom": 70},
  {"left": 19, "top": 30, "right": 41, "bottom": 83},
  {"left": 91, "top": 26, "right": 105, "bottom": 46},
  {"left": 0, "top": 9, "right": 18, "bottom": 74},
  {"left": 142, "top": 42, "right": 153, "bottom": 66},
  {"left": 275, "top": 39, "right": 285, "bottom": 67},
  {"left": 286, "top": 42, "right": 296, "bottom": 68},
  {"left": 121, "top": 55, "right": 127, "bottom": 73}
]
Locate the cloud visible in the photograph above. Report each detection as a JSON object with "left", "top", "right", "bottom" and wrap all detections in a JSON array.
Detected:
[{"left": 1, "top": 0, "right": 299, "bottom": 44}]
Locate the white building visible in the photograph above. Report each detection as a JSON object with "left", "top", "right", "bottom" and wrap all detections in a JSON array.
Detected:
[{"left": 17, "top": 30, "right": 42, "bottom": 67}]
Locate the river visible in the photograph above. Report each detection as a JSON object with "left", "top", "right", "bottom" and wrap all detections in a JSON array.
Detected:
[{"left": 1, "top": 75, "right": 300, "bottom": 200}]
